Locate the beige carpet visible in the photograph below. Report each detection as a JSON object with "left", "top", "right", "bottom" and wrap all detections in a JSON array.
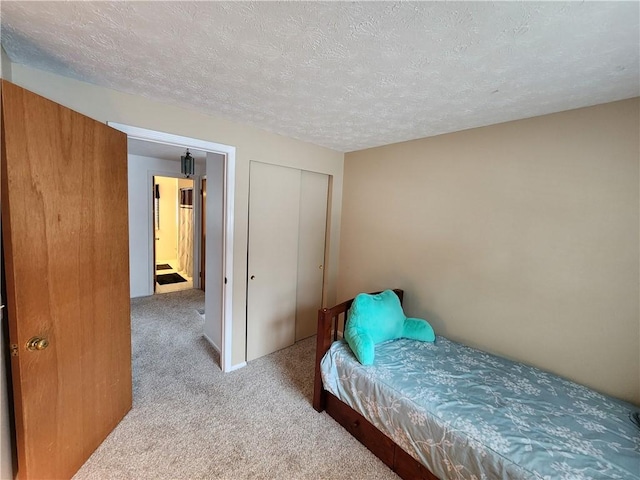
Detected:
[{"left": 73, "top": 289, "right": 398, "bottom": 479}]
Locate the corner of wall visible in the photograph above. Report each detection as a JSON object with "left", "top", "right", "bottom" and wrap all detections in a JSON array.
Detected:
[
  {"left": 1, "top": 45, "right": 13, "bottom": 81},
  {"left": 339, "top": 99, "right": 640, "bottom": 403}
]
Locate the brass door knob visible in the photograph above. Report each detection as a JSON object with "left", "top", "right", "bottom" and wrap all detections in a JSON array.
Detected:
[{"left": 26, "top": 337, "right": 49, "bottom": 351}]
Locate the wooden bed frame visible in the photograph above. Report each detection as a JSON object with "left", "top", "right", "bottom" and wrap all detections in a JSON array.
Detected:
[{"left": 313, "top": 289, "right": 439, "bottom": 480}]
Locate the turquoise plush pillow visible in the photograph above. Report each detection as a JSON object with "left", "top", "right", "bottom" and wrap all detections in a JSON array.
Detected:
[{"left": 344, "top": 289, "right": 435, "bottom": 365}]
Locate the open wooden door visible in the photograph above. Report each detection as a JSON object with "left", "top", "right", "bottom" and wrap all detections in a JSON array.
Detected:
[{"left": 1, "top": 81, "right": 132, "bottom": 479}]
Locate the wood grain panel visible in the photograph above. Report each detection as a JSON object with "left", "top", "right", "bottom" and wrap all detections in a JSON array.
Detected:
[
  {"left": 394, "top": 447, "right": 439, "bottom": 480},
  {"left": 326, "top": 392, "right": 395, "bottom": 468},
  {"left": 200, "top": 177, "right": 206, "bottom": 291},
  {"left": 1, "top": 80, "right": 132, "bottom": 479}
]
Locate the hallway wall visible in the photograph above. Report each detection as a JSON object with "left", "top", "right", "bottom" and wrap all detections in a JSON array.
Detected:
[{"left": 154, "top": 176, "right": 178, "bottom": 262}]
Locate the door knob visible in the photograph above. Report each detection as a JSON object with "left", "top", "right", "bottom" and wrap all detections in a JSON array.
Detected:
[
  {"left": 250, "top": 275, "right": 255, "bottom": 280},
  {"left": 26, "top": 337, "right": 49, "bottom": 351}
]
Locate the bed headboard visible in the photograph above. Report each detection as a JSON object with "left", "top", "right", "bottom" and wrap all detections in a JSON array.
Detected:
[{"left": 312, "top": 289, "right": 404, "bottom": 412}]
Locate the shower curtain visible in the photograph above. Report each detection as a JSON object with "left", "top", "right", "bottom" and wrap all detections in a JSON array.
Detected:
[{"left": 178, "top": 188, "right": 194, "bottom": 277}]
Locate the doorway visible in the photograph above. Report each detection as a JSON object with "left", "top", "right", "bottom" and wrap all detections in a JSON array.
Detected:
[
  {"left": 153, "top": 175, "right": 196, "bottom": 294},
  {"left": 109, "top": 122, "right": 237, "bottom": 373}
]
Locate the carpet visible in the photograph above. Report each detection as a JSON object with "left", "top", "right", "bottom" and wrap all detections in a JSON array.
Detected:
[
  {"left": 72, "top": 290, "right": 398, "bottom": 480},
  {"left": 156, "top": 273, "right": 187, "bottom": 285},
  {"left": 156, "top": 264, "right": 172, "bottom": 271}
]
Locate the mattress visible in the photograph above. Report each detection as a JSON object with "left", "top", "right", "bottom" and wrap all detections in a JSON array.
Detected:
[{"left": 320, "top": 337, "right": 640, "bottom": 480}]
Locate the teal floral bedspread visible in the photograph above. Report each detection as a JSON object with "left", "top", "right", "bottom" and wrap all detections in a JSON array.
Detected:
[{"left": 321, "top": 337, "right": 640, "bottom": 480}]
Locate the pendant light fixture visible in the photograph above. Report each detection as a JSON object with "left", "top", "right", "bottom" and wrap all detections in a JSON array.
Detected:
[{"left": 181, "top": 149, "right": 194, "bottom": 178}]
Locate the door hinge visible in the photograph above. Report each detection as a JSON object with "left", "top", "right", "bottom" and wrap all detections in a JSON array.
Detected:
[
  {"left": 224, "top": 277, "right": 227, "bottom": 285},
  {"left": 10, "top": 344, "right": 18, "bottom": 357}
]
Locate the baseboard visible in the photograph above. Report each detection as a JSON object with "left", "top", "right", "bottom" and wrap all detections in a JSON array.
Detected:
[{"left": 228, "top": 361, "right": 247, "bottom": 372}]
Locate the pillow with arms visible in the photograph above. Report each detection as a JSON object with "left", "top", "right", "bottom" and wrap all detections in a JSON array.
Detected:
[{"left": 344, "top": 289, "right": 435, "bottom": 365}]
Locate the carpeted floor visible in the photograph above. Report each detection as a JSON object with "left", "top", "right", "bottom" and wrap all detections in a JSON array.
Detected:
[{"left": 73, "top": 289, "right": 398, "bottom": 479}]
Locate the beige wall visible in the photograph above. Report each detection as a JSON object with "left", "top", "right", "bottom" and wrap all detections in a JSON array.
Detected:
[
  {"left": 10, "top": 64, "right": 344, "bottom": 368},
  {"left": 340, "top": 98, "right": 640, "bottom": 404}
]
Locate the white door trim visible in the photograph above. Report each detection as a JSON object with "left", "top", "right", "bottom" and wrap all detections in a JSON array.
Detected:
[{"left": 108, "top": 122, "right": 237, "bottom": 373}]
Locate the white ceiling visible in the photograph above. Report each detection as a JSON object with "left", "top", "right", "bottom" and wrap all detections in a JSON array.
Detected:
[{"left": 1, "top": 2, "right": 638, "bottom": 152}]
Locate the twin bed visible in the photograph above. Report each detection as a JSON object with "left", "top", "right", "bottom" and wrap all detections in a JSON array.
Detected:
[{"left": 313, "top": 290, "right": 639, "bottom": 480}]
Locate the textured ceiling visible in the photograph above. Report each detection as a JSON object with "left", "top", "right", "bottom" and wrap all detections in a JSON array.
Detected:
[{"left": 1, "top": 1, "right": 638, "bottom": 152}]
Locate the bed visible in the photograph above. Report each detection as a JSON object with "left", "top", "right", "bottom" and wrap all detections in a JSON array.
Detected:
[{"left": 313, "top": 290, "right": 640, "bottom": 480}]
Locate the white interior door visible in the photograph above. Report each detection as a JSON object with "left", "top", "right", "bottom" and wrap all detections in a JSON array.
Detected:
[
  {"left": 295, "top": 171, "right": 329, "bottom": 340},
  {"left": 247, "top": 162, "right": 301, "bottom": 361}
]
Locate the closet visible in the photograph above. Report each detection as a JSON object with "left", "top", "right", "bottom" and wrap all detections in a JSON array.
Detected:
[{"left": 246, "top": 162, "right": 329, "bottom": 361}]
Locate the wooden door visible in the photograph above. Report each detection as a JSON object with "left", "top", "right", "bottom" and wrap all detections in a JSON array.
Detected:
[
  {"left": 152, "top": 177, "right": 158, "bottom": 293},
  {"left": 1, "top": 81, "right": 132, "bottom": 479},
  {"left": 295, "top": 171, "right": 329, "bottom": 340},
  {"left": 201, "top": 178, "right": 206, "bottom": 291},
  {"left": 246, "top": 162, "right": 300, "bottom": 361}
]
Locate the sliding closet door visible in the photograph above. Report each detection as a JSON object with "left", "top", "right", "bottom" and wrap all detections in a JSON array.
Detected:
[
  {"left": 246, "top": 162, "right": 301, "bottom": 361},
  {"left": 295, "top": 171, "right": 329, "bottom": 340}
]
